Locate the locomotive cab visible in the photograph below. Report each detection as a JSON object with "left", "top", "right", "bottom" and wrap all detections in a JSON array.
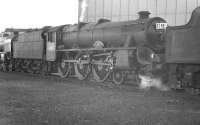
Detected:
[
  {"left": 45, "top": 26, "right": 65, "bottom": 61},
  {"left": 45, "top": 28, "right": 57, "bottom": 61}
]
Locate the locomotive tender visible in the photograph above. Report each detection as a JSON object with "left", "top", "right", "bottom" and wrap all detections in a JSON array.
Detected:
[
  {"left": 0, "top": 7, "right": 200, "bottom": 89},
  {"left": 165, "top": 7, "right": 200, "bottom": 89}
]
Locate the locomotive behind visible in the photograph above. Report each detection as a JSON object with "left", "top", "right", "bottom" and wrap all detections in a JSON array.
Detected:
[
  {"left": 0, "top": 32, "right": 12, "bottom": 71},
  {"left": 165, "top": 7, "right": 200, "bottom": 89}
]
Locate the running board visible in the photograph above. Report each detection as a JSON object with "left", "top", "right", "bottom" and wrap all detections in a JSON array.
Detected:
[
  {"left": 51, "top": 73, "right": 60, "bottom": 76},
  {"left": 51, "top": 72, "right": 77, "bottom": 78}
]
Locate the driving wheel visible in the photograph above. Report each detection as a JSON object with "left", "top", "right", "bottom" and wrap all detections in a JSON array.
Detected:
[
  {"left": 58, "top": 54, "right": 71, "bottom": 78},
  {"left": 92, "top": 57, "right": 111, "bottom": 82},
  {"left": 75, "top": 54, "right": 91, "bottom": 80}
]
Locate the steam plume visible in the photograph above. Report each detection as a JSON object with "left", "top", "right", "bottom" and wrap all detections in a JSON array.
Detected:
[
  {"left": 79, "top": 0, "right": 87, "bottom": 22},
  {"left": 139, "top": 75, "right": 169, "bottom": 91}
]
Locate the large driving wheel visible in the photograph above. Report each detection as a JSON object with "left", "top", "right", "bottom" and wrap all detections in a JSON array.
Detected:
[
  {"left": 92, "top": 57, "right": 111, "bottom": 82},
  {"left": 58, "top": 54, "right": 71, "bottom": 78},
  {"left": 112, "top": 70, "right": 126, "bottom": 85},
  {"left": 74, "top": 54, "right": 91, "bottom": 80}
]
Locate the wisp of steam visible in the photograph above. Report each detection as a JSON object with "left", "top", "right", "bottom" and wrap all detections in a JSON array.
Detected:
[
  {"left": 79, "top": 0, "right": 87, "bottom": 22},
  {"left": 139, "top": 75, "right": 169, "bottom": 91}
]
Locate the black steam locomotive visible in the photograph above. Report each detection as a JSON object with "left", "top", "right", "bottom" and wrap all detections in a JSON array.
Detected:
[
  {"left": 0, "top": 7, "right": 200, "bottom": 89},
  {"left": 165, "top": 7, "right": 200, "bottom": 89}
]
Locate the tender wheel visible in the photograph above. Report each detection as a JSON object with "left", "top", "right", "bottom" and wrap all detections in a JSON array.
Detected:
[
  {"left": 92, "top": 57, "right": 111, "bottom": 82},
  {"left": 112, "top": 70, "right": 126, "bottom": 85},
  {"left": 75, "top": 54, "right": 91, "bottom": 80},
  {"left": 8, "top": 62, "right": 13, "bottom": 72},
  {"left": 40, "top": 61, "right": 48, "bottom": 75},
  {"left": 58, "top": 54, "right": 71, "bottom": 78},
  {"left": 29, "top": 60, "right": 37, "bottom": 74},
  {"left": 1, "top": 63, "right": 7, "bottom": 72}
]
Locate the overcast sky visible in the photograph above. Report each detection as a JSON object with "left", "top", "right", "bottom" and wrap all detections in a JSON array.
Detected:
[{"left": 0, "top": 0, "right": 78, "bottom": 32}]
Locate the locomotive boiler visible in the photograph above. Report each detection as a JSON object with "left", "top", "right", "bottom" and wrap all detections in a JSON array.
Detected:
[{"left": 61, "top": 11, "right": 166, "bottom": 51}]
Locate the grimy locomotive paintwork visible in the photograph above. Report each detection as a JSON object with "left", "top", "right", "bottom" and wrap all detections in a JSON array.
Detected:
[{"left": 61, "top": 15, "right": 166, "bottom": 51}]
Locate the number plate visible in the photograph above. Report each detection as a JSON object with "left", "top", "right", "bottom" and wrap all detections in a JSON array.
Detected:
[{"left": 156, "top": 23, "right": 168, "bottom": 29}]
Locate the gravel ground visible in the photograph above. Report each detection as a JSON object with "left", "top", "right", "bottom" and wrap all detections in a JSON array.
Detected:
[{"left": 0, "top": 72, "right": 199, "bottom": 125}]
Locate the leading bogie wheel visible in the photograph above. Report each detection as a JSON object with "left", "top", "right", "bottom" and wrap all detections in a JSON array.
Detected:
[{"left": 112, "top": 70, "right": 126, "bottom": 85}]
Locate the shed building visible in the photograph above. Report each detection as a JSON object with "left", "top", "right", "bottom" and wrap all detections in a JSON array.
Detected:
[{"left": 78, "top": 0, "right": 200, "bottom": 26}]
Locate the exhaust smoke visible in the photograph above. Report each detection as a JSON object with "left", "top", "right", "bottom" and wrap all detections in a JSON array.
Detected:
[
  {"left": 79, "top": 0, "right": 87, "bottom": 22},
  {"left": 138, "top": 75, "right": 169, "bottom": 91}
]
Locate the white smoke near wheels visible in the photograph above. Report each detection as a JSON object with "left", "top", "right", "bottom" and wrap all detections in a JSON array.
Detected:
[
  {"left": 139, "top": 75, "right": 169, "bottom": 91},
  {"left": 79, "top": 0, "right": 87, "bottom": 22}
]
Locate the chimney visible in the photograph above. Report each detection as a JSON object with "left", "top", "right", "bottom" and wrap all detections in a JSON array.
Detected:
[{"left": 138, "top": 11, "right": 150, "bottom": 19}]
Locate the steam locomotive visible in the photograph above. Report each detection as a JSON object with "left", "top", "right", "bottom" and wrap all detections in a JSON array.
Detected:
[
  {"left": 165, "top": 7, "right": 200, "bottom": 89},
  {"left": 0, "top": 7, "right": 200, "bottom": 90}
]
